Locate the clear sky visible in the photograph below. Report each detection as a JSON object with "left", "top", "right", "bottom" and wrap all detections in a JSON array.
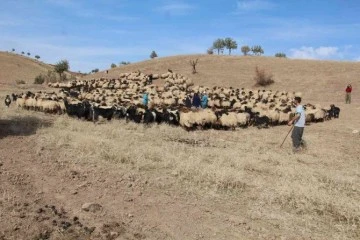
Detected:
[{"left": 1, "top": 0, "right": 360, "bottom": 72}]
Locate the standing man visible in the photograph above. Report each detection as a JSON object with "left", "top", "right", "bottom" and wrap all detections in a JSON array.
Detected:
[
  {"left": 345, "top": 84, "right": 352, "bottom": 104},
  {"left": 192, "top": 92, "right": 201, "bottom": 108},
  {"left": 288, "top": 96, "right": 306, "bottom": 153},
  {"left": 142, "top": 92, "right": 149, "bottom": 107},
  {"left": 184, "top": 94, "right": 192, "bottom": 108},
  {"left": 201, "top": 91, "right": 208, "bottom": 109}
]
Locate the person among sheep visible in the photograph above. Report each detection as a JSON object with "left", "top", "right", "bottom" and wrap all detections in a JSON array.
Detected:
[
  {"left": 184, "top": 94, "right": 192, "bottom": 108},
  {"left": 288, "top": 96, "right": 306, "bottom": 153},
  {"left": 192, "top": 92, "right": 201, "bottom": 108},
  {"left": 345, "top": 84, "right": 352, "bottom": 104},
  {"left": 147, "top": 74, "right": 153, "bottom": 84},
  {"left": 5, "top": 95, "right": 11, "bottom": 107},
  {"left": 142, "top": 92, "right": 149, "bottom": 107},
  {"left": 201, "top": 91, "right": 208, "bottom": 109}
]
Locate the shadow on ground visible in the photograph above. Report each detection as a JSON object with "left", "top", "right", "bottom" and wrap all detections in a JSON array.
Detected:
[{"left": 0, "top": 116, "right": 52, "bottom": 139}]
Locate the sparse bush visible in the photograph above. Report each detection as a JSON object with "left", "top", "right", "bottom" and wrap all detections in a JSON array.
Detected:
[
  {"left": 111, "top": 63, "right": 117, "bottom": 68},
  {"left": 34, "top": 74, "right": 45, "bottom": 84},
  {"left": 207, "top": 48, "right": 214, "bottom": 55},
  {"left": 241, "top": 45, "right": 251, "bottom": 56},
  {"left": 46, "top": 70, "right": 57, "bottom": 83},
  {"left": 35, "top": 55, "right": 40, "bottom": 60},
  {"left": 150, "top": 51, "right": 158, "bottom": 59},
  {"left": 16, "top": 79, "right": 26, "bottom": 84},
  {"left": 92, "top": 68, "right": 99, "bottom": 73},
  {"left": 254, "top": 66, "right": 274, "bottom": 86},
  {"left": 189, "top": 59, "right": 199, "bottom": 74},
  {"left": 27, "top": 52, "right": 30, "bottom": 56},
  {"left": 21, "top": 51, "right": 24, "bottom": 55},
  {"left": 275, "top": 52, "right": 286, "bottom": 58},
  {"left": 120, "top": 61, "right": 130, "bottom": 65},
  {"left": 12, "top": 48, "right": 15, "bottom": 52}
]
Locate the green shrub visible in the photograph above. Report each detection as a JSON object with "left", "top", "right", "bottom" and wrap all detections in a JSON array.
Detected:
[
  {"left": 34, "top": 74, "right": 45, "bottom": 84},
  {"left": 275, "top": 52, "right": 286, "bottom": 58}
]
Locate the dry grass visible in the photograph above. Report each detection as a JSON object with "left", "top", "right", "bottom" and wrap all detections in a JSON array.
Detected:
[{"left": 7, "top": 105, "right": 354, "bottom": 239}]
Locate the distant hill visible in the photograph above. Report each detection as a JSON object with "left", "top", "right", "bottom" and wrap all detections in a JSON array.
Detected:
[
  {"left": 0, "top": 51, "right": 83, "bottom": 85},
  {"left": 82, "top": 54, "right": 360, "bottom": 103}
]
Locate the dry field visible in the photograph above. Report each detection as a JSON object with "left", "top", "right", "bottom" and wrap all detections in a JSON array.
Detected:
[{"left": 1, "top": 54, "right": 360, "bottom": 239}]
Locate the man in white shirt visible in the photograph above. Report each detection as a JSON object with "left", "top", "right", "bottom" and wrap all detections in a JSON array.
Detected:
[{"left": 288, "top": 96, "right": 306, "bottom": 152}]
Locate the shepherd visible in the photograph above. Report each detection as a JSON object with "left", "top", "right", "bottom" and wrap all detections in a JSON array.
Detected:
[
  {"left": 201, "top": 91, "right": 208, "bottom": 109},
  {"left": 142, "top": 92, "right": 149, "bottom": 107},
  {"left": 192, "top": 92, "right": 201, "bottom": 108},
  {"left": 288, "top": 96, "right": 306, "bottom": 153},
  {"left": 345, "top": 84, "right": 352, "bottom": 104}
]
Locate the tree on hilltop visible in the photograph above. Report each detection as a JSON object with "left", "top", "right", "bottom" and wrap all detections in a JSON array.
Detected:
[
  {"left": 54, "top": 59, "right": 69, "bottom": 81},
  {"left": 241, "top": 45, "right": 251, "bottom": 56},
  {"left": 212, "top": 38, "right": 225, "bottom": 55},
  {"left": 150, "top": 51, "right": 158, "bottom": 59},
  {"left": 224, "top": 37, "right": 238, "bottom": 55}
]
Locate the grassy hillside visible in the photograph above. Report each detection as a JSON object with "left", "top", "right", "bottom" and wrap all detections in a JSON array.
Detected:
[
  {"left": 84, "top": 54, "right": 360, "bottom": 103},
  {"left": 0, "top": 51, "right": 82, "bottom": 86}
]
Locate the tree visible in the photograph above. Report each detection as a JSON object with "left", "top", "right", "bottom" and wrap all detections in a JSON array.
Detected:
[
  {"left": 251, "top": 45, "right": 264, "bottom": 56},
  {"left": 120, "top": 61, "right": 130, "bottom": 65},
  {"left": 207, "top": 48, "right": 214, "bottom": 55},
  {"left": 91, "top": 68, "right": 99, "bottom": 73},
  {"left": 54, "top": 59, "right": 69, "bottom": 81},
  {"left": 12, "top": 48, "right": 15, "bottom": 52},
  {"left": 21, "top": 51, "right": 24, "bottom": 55},
  {"left": 212, "top": 38, "right": 225, "bottom": 55},
  {"left": 241, "top": 45, "right": 251, "bottom": 56},
  {"left": 111, "top": 63, "right": 117, "bottom": 68},
  {"left": 150, "top": 51, "right": 158, "bottom": 59},
  {"left": 275, "top": 52, "right": 286, "bottom": 58},
  {"left": 224, "top": 38, "right": 238, "bottom": 55},
  {"left": 189, "top": 59, "right": 199, "bottom": 74},
  {"left": 35, "top": 55, "right": 40, "bottom": 60},
  {"left": 27, "top": 52, "right": 30, "bottom": 56}
]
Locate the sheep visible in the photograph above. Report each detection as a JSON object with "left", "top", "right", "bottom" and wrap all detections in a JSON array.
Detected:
[
  {"left": 179, "top": 110, "right": 195, "bottom": 129},
  {"left": 41, "top": 100, "right": 60, "bottom": 113},
  {"left": 219, "top": 112, "right": 238, "bottom": 129},
  {"left": 236, "top": 112, "right": 250, "bottom": 127},
  {"left": 16, "top": 96, "right": 26, "bottom": 108}
]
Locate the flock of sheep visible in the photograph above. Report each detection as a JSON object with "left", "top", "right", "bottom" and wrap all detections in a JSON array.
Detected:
[{"left": 10, "top": 70, "right": 338, "bottom": 130}]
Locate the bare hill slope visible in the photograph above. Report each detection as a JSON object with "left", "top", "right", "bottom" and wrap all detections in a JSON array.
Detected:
[
  {"left": 0, "top": 51, "right": 82, "bottom": 86},
  {"left": 0, "top": 52, "right": 54, "bottom": 85},
  {"left": 84, "top": 54, "right": 360, "bottom": 103}
]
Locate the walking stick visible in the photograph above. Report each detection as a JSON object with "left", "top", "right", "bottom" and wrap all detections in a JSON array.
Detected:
[{"left": 280, "top": 125, "right": 294, "bottom": 148}]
